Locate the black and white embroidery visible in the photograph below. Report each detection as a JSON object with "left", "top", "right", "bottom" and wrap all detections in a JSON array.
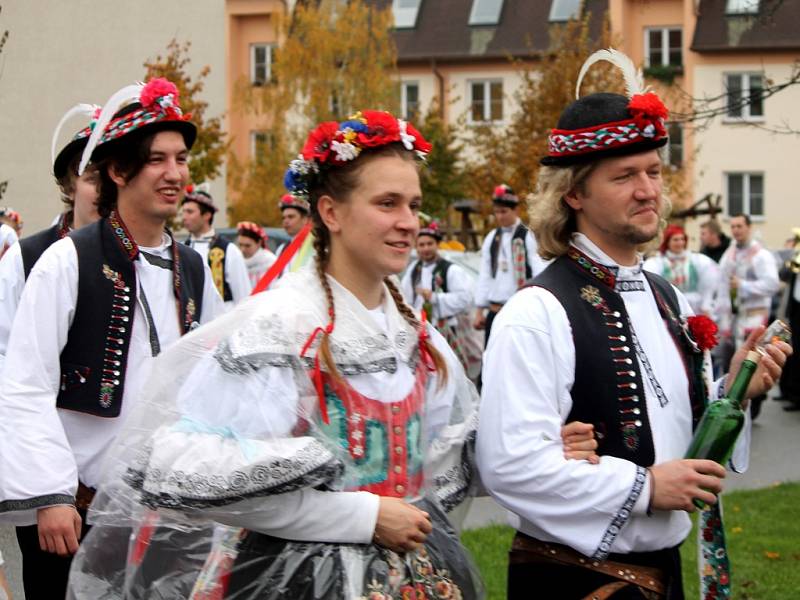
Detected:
[
  {"left": 0, "top": 494, "right": 76, "bottom": 514},
  {"left": 615, "top": 280, "right": 646, "bottom": 293},
  {"left": 627, "top": 318, "right": 669, "bottom": 408},
  {"left": 592, "top": 466, "right": 647, "bottom": 560}
]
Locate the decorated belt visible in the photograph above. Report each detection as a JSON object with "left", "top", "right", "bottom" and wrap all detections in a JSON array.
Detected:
[
  {"left": 75, "top": 481, "right": 96, "bottom": 511},
  {"left": 509, "top": 533, "right": 666, "bottom": 600}
]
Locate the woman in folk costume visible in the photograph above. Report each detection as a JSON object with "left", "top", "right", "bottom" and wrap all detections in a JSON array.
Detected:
[
  {"left": 236, "top": 221, "right": 277, "bottom": 290},
  {"left": 643, "top": 225, "right": 720, "bottom": 316}
]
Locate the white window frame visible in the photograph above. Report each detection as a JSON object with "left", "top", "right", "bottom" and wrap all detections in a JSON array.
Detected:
[
  {"left": 644, "top": 27, "right": 682, "bottom": 68},
  {"left": 725, "top": 0, "right": 759, "bottom": 15},
  {"left": 725, "top": 172, "right": 765, "bottom": 220},
  {"left": 401, "top": 81, "right": 420, "bottom": 120},
  {"left": 468, "top": 79, "right": 504, "bottom": 124},
  {"left": 468, "top": 0, "right": 504, "bottom": 25},
  {"left": 250, "top": 43, "right": 275, "bottom": 86},
  {"left": 392, "top": 0, "right": 422, "bottom": 29},
  {"left": 666, "top": 122, "right": 683, "bottom": 169},
  {"left": 723, "top": 72, "right": 765, "bottom": 122},
  {"left": 548, "top": 0, "right": 582, "bottom": 22}
]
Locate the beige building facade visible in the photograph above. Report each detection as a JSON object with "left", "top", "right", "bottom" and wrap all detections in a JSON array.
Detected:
[{"left": 0, "top": 0, "right": 227, "bottom": 234}]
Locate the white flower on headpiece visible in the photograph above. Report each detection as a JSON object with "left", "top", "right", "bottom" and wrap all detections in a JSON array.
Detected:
[
  {"left": 331, "top": 140, "right": 359, "bottom": 162},
  {"left": 642, "top": 123, "right": 655, "bottom": 138},
  {"left": 398, "top": 119, "right": 416, "bottom": 150},
  {"left": 157, "top": 94, "right": 175, "bottom": 109},
  {"left": 289, "top": 155, "right": 318, "bottom": 175}
]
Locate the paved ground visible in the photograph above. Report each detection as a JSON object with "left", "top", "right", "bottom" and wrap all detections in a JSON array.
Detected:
[{"left": 2, "top": 395, "right": 798, "bottom": 598}]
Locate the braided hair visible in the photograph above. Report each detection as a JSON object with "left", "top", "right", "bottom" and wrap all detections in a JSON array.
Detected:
[{"left": 308, "top": 143, "right": 448, "bottom": 385}]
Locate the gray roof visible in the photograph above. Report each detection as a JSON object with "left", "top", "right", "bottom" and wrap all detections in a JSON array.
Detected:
[{"left": 692, "top": 0, "right": 800, "bottom": 52}]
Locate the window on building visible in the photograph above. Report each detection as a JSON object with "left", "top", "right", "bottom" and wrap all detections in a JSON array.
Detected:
[
  {"left": 401, "top": 82, "right": 420, "bottom": 119},
  {"left": 251, "top": 131, "right": 273, "bottom": 164},
  {"left": 470, "top": 80, "right": 503, "bottom": 123},
  {"left": 645, "top": 28, "right": 682, "bottom": 68},
  {"left": 667, "top": 122, "right": 683, "bottom": 168},
  {"left": 393, "top": 0, "right": 422, "bottom": 28},
  {"left": 727, "top": 173, "right": 764, "bottom": 217},
  {"left": 251, "top": 44, "right": 275, "bottom": 86},
  {"left": 548, "top": 0, "right": 581, "bottom": 22},
  {"left": 725, "top": 73, "right": 764, "bottom": 120},
  {"left": 469, "top": 0, "right": 504, "bottom": 25},
  {"left": 725, "top": 0, "right": 759, "bottom": 14}
]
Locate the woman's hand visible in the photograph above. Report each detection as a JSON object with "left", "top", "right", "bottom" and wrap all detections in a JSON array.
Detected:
[
  {"left": 561, "top": 421, "right": 599, "bottom": 464},
  {"left": 373, "top": 497, "right": 432, "bottom": 553}
]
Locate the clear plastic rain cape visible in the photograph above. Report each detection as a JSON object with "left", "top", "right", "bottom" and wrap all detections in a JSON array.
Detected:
[{"left": 67, "top": 269, "right": 483, "bottom": 599}]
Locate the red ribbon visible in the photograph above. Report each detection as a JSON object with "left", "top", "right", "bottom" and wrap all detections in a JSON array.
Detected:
[
  {"left": 418, "top": 310, "right": 436, "bottom": 373},
  {"left": 251, "top": 221, "right": 313, "bottom": 295},
  {"left": 300, "top": 317, "right": 335, "bottom": 424}
]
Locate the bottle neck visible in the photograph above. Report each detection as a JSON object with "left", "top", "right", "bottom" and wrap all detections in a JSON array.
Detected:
[{"left": 727, "top": 350, "right": 761, "bottom": 408}]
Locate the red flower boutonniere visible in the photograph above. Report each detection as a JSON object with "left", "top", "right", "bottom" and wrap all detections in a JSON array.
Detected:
[{"left": 687, "top": 315, "right": 719, "bottom": 351}]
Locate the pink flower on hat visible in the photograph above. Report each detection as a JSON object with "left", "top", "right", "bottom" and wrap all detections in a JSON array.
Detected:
[{"left": 140, "top": 78, "right": 180, "bottom": 110}]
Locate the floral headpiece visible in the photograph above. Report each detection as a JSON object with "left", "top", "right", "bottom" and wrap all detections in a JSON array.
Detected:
[
  {"left": 237, "top": 221, "right": 268, "bottom": 247},
  {"left": 541, "top": 49, "right": 669, "bottom": 166},
  {"left": 52, "top": 103, "right": 102, "bottom": 179},
  {"left": 284, "top": 110, "right": 432, "bottom": 200},
  {"left": 418, "top": 220, "right": 443, "bottom": 241},
  {"left": 79, "top": 77, "right": 196, "bottom": 175}
]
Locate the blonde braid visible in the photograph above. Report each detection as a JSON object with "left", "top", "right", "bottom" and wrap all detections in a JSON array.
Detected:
[{"left": 383, "top": 277, "right": 448, "bottom": 386}]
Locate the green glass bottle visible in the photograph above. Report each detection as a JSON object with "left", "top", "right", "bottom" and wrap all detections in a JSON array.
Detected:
[
  {"left": 685, "top": 350, "right": 760, "bottom": 465},
  {"left": 685, "top": 350, "right": 760, "bottom": 508}
]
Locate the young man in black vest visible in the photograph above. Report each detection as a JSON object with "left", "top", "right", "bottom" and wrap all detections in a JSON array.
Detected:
[
  {"left": 182, "top": 184, "right": 250, "bottom": 308},
  {"left": 476, "top": 51, "right": 790, "bottom": 599},
  {"left": 0, "top": 103, "right": 102, "bottom": 373},
  {"left": 400, "top": 222, "right": 479, "bottom": 378},
  {"left": 473, "top": 184, "right": 546, "bottom": 345},
  {"left": 0, "top": 78, "right": 223, "bottom": 599}
]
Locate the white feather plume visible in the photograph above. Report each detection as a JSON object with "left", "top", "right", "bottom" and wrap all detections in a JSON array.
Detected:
[
  {"left": 51, "top": 104, "right": 100, "bottom": 168},
  {"left": 78, "top": 83, "right": 144, "bottom": 175},
  {"left": 575, "top": 48, "right": 644, "bottom": 100},
  {"left": 193, "top": 182, "right": 211, "bottom": 196}
]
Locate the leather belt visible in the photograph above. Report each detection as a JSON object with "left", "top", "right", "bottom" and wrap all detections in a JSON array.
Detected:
[
  {"left": 510, "top": 533, "right": 666, "bottom": 600},
  {"left": 75, "top": 481, "right": 96, "bottom": 511}
]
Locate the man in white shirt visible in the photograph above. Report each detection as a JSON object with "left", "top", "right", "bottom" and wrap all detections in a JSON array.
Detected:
[
  {"left": 274, "top": 193, "right": 314, "bottom": 278},
  {"left": 473, "top": 184, "right": 546, "bottom": 345},
  {"left": 718, "top": 213, "right": 780, "bottom": 418},
  {"left": 0, "top": 220, "right": 18, "bottom": 259},
  {"left": 477, "top": 52, "right": 789, "bottom": 599},
  {"left": 182, "top": 184, "right": 250, "bottom": 307},
  {"left": 0, "top": 78, "right": 223, "bottom": 599},
  {"left": 401, "top": 222, "right": 479, "bottom": 378}
]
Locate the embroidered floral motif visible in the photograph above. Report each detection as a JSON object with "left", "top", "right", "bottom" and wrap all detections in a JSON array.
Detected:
[
  {"left": 580, "top": 285, "right": 605, "bottom": 309},
  {"left": 568, "top": 246, "right": 616, "bottom": 288},
  {"left": 358, "top": 547, "right": 464, "bottom": 600},
  {"left": 699, "top": 504, "right": 731, "bottom": 599}
]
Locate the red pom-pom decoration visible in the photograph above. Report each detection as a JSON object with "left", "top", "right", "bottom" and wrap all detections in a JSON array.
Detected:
[
  {"left": 628, "top": 92, "right": 669, "bottom": 138},
  {"left": 687, "top": 315, "right": 719, "bottom": 351},
  {"left": 140, "top": 78, "right": 180, "bottom": 109}
]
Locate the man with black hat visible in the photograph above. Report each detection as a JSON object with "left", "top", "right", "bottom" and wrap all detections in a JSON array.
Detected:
[
  {"left": 401, "top": 221, "right": 480, "bottom": 378},
  {"left": 473, "top": 184, "right": 546, "bottom": 345},
  {"left": 274, "top": 192, "right": 314, "bottom": 278},
  {"left": 476, "top": 50, "right": 790, "bottom": 599},
  {"left": 182, "top": 183, "right": 250, "bottom": 307},
  {"left": 0, "top": 78, "right": 223, "bottom": 599},
  {"left": 0, "top": 103, "right": 102, "bottom": 373}
]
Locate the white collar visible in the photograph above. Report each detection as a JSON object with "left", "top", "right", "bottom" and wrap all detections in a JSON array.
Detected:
[
  {"left": 190, "top": 228, "right": 216, "bottom": 242},
  {"left": 571, "top": 233, "right": 644, "bottom": 279}
]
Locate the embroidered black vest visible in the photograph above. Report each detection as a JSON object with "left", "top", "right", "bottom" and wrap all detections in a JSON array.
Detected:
[
  {"left": 186, "top": 235, "right": 231, "bottom": 301},
  {"left": 410, "top": 258, "right": 452, "bottom": 301},
  {"left": 19, "top": 215, "right": 70, "bottom": 279},
  {"left": 533, "top": 247, "right": 706, "bottom": 466},
  {"left": 58, "top": 215, "right": 205, "bottom": 418},
  {"left": 489, "top": 223, "right": 532, "bottom": 280}
]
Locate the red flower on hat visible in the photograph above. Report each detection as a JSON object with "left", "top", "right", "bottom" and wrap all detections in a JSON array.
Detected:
[
  {"left": 404, "top": 122, "right": 432, "bottom": 154},
  {"left": 140, "top": 78, "right": 180, "bottom": 110},
  {"left": 687, "top": 315, "right": 719, "bottom": 351},
  {"left": 628, "top": 92, "right": 668, "bottom": 138},
  {"left": 302, "top": 121, "right": 339, "bottom": 162}
]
